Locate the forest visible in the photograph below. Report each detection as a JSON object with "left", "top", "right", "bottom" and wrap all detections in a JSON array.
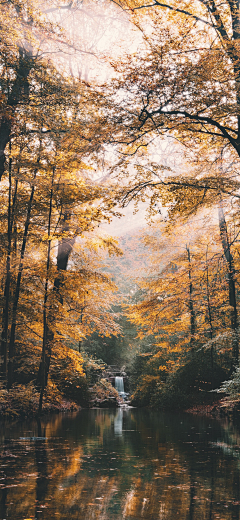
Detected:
[{"left": 1, "top": 0, "right": 240, "bottom": 417}]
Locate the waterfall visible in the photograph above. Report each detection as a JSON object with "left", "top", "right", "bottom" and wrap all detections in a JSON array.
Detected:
[{"left": 115, "top": 376, "right": 124, "bottom": 395}]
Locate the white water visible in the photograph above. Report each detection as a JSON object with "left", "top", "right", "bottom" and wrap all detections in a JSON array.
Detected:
[
  {"left": 114, "top": 408, "right": 123, "bottom": 436},
  {"left": 115, "top": 376, "right": 124, "bottom": 394}
]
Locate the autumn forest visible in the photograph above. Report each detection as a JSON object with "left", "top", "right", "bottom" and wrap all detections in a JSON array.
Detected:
[{"left": 1, "top": 0, "right": 240, "bottom": 418}]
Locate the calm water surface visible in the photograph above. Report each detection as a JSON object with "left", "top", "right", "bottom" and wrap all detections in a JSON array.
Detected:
[{"left": 0, "top": 408, "right": 240, "bottom": 519}]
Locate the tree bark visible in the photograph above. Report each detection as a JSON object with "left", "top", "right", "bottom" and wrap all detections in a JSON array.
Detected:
[
  {"left": 1, "top": 153, "right": 19, "bottom": 381},
  {"left": 38, "top": 168, "right": 55, "bottom": 413},
  {"left": 218, "top": 203, "right": 238, "bottom": 364},
  {"left": 36, "top": 210, "right": 77, "bottom": 391},
  {"left": 205, "top": 246, "right": 214, "bottom": 386},
  {"left": 186, "top": 245, "right": 196, "bottom": 352},
  {"left": 0, "top": 156, "right": 12, "bottom": 379},
  {"left": 0, "top": 47, "right": 33, "bottom": 181},
  {"left": 205, "top": 247, "right": 214, "bottom": 341},
  {"left": 7, "top": 172, "right": 36, "bottom": 389}
]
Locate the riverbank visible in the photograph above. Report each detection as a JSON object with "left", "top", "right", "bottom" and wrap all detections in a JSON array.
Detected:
[
  {"left": 0, "top": 377, "right": 122, "bottom": 419},
  {"left": 0, "top": 380, "right": 238, "bottom": 421},
  {"left": 185, "top": 397, "right": 225, "bottom": 417},
  {"left": 185, "top": 395, "right": 240, "bottom": 421},
  {"left": 0, "top": 382, "right": 81, "bottom": 419}
]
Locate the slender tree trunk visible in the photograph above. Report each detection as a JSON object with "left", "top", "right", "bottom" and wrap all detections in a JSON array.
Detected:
[
  {"left": 0, "top": 120, "right": 11, "bottom": 182},
  {"left": 36, "top": 210, "right": 77, "bottom": 391},
  {"left": 206, "top": 249, "right": 214, "bottom": 340},
  {"left": 38, "top": 167, "right": 55, "bottom": 414},
  {"left": 186, "top": 245, "right": 195, "bottom": 352},
  {"left": 205, "top": 247, "right": 214, "bottom": 385},
  {"left": 1, "top": 155, "right": 12, "bottom": 379},
  {"left": 1, "top": 152, "right": 19, "bottom": 381},
  {"left": 218, "top": 203, "right": 238, "bottom": 364},
  {"left": 7, "top": 172, "right": 36, "bottom": 389}
]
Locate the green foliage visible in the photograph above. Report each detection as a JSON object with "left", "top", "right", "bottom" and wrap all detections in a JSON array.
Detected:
[
  {"left": 81, "top": 351, "right": 106, "bottom": 385},
  {"left": 131, "top": 375, "right": 162, "bottom": 407},
  {"left": 129, "top": 349, "right": 169, "bottom": 382},
  {"left": 81, "top": 309, "right": 138, "bottom": 368},
  {"left": 165, "top": 352, "right": 228, "bottom": 394},
  {"left": 14, "top": 341, "right": 43, "bottom": 384},
  {"left": 81, "top": 333, "right": 121, "bottom": 366},
  {"left": 131, "top": 350, "right": 228, "bottom": 409},
  {"left": 162, "top": 352, "right": 227, "bottom": 409},
  {"left": 214, "top": 367, "right": 240, "bottom": 410},
  {"left": 49, "top": 345, "right": 89, "bottom": 405}
]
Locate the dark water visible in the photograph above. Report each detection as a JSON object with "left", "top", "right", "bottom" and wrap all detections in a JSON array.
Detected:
[{"left": 0, "top": 408, "right": 240, "bottom": 519}]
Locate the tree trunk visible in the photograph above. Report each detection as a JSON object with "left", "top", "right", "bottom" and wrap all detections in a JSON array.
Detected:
[
  {"left": 38, "top": 168, "right": 55, "bottom": 413},
  {"left": 186, "top": 245, "right": 196, "bottom": 352},
  {"left": 1, "top": 156, "right": 12, "bottom": 379},
  {"left": 7, "top": 175, "right": 36, "bottom": 389},
  {"left": 205, "top": 247, "right": 214, "bottom": 386},
  {"left": 205, "top": 247, "right": 214, "bottom": 340},
  {"left": 218, "top": 203, "right": 238, "bottom": 364},
  {"left": 1, "top": 156, "right": 18, "bottom": 381},
  {"left": 36, "top": 210, "right": 77, "bottom": 391},
  {"left": 0, "top": 49, "right": 33, "bottom": 380},
  {"left": 0, "top": 45, "right": 33, "bottom": 180},
  {"left": 0, "top": 120, "right": 12, "bottom": 182}
]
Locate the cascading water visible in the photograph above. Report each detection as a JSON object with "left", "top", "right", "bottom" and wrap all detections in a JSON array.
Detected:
[{"left": 115, "top": 376, "right": 125, "bottom": 396}]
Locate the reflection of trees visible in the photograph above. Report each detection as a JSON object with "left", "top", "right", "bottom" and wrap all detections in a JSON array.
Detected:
[
  {"left": 0, "top": 410, "right": 240, "bottom": 519},
  {"left": 0, "top": 482, "right": 7, "bottom": 520},
  {"left": 119, "top": 410, "right": 240, "bottom": 519},
  {"left": 35, "top": 419, "right": 48, "bottom": 520},
  {"left": 188, "top": 467, "right": 196, "bottom": 520},
  {"left": 208, "top": 461, "right": 214, "bottom": 520}
]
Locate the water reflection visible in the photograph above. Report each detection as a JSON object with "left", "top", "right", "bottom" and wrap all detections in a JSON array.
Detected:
[
  {"left": 35, "top": 419, "right": 48, "bottom": 520},
  {"left": 114, "top": 408, "right": 123, "bottom": 436},
  {"left": 0, "top": 409, "right": 240, "bottom": 519}
]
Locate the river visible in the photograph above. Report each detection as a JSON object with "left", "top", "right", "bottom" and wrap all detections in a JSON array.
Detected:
[{"left": 0, "top": 408, "right": 240, "bottom": 519}]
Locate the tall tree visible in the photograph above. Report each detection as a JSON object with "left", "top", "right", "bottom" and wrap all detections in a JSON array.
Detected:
[
  {"left": 105, "top": 0, "right": 240, "bottom": 160},
  {"left": 127, "top": 217, "right": 235, "bottom": 371},
  {"left": 218, "top": 202, "right": 238, "bottom": 362}
]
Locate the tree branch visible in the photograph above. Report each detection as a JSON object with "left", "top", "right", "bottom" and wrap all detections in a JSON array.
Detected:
[
  {"left": 149, "top": 107, "right": 239, "bottom": 150},
  {"left": 112, "top": 0, "right": 215, "bottom": 28}
]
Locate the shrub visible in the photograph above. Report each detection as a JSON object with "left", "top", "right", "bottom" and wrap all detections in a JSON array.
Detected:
[
  {"left": 157, "top": 351, "right": 228, "bottom": 410},
  {"left": 131, "top": 375, "right": 162, "bottom": 407},
  {"left": 81, "top": 352, "right": 106, "bottom": 385},
  {"left": 90, "top": 378, "right": 120, "bottom": 407},
  {"left": 215, "top": 367, "right": 240, "bottom": 403},
  {"left": 50, "top": 344, "right": 89, "bottom": 405},
  {"left": 0, "top": 383, "right": 39, "bottom": 418}
]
